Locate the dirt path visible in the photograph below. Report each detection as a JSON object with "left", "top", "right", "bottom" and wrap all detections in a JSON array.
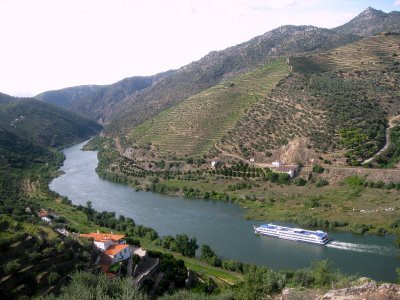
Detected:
[
  {"left": 115, "top": 137, "right": 125, "bottom": 157},
  {"left": 362, "top": 115, "right": 400, "bottom": 165},
  {"left": 214, "top": 144, "right": 273, "bottom": 168}
]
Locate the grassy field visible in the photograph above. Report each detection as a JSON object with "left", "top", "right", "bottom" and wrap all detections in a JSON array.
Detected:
[{"left": 127, "top": 59, "right": 288, "bottom": 158}]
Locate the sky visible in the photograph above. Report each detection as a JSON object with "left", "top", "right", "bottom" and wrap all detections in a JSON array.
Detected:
[{"left": 0, "top": 0, "right": 399, "bottom": 97}]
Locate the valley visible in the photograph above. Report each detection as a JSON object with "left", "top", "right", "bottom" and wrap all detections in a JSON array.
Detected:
[{"left": 2, "top": 5, "right": 400, "bottom": 299}]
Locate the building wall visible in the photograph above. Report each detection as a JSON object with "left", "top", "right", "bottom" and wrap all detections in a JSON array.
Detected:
[
  {"left": 95, "top": 240, "right": 112, "bottom": 251},
  {"left": 113, "top": 247, "right": 131, "bottom": 262}
]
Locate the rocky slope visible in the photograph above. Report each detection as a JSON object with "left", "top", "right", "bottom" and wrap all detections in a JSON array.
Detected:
[
  {"left": 334, "top": 7, "right": 400, "bottom": 37},
  {"left": 36, "top": 72, "right": 172, "bottom": 123},
  {"left": 279, "top": 278, "right": 400, "bottom": 300}
]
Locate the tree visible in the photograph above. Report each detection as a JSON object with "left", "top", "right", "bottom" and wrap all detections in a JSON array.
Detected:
[
  {"left": 175, "top": 234, "right": 198, "bottom": 257},
  {"left": 200, "top": 244, "right": 216, "bottom": 260},
  {"left": 312, "top": 260, "right": 333, "bottom": 286},
  {"left": 4, "top": 260, "right": 20, "bottom": 275},
  {"left": 236, "top": 267, "right": 286, "bottom": 299},
  {"left": 48, "top": 272, "right": 60, "bottom": 285},
  {"left": 41, "top": 271, "right": 147, "bottom": 300}
]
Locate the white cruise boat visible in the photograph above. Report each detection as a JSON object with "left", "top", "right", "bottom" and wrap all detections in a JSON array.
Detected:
[{"left": 254, "top": 224, "right": 330, "bottom": 245}]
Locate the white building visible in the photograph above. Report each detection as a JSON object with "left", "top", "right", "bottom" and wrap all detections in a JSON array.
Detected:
[
  {"left": 272, "top": 161, "right": 285, "bottom": 168},
  {"left": 101, "top": 244, "right": 130, "bottom": 264},
  {"left": 80, "top": 233, "right": 127, "bottom": 251},
  {"left": 274, "top": 165, "right": 299, "bottom": 178},
  {"left": 211, "top": 160, "right": 219, "bottom": 169}
]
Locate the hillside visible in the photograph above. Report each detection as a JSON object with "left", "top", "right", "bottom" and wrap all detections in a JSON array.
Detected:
[
  {"left": 0, "top": 129, "right": 56, "bottom": 171},
  {"left": 126, "top": 59, "right": 288, "bottom": 158},
  {"left": 35, "top": 85, "right": 104, "bottom": 109},
  {"left": 34, "top": 7, "right": 400, "bottom": 138},
  {"left": 216, "top": 34, "right": 400, "bottom": 166},
  {"left": 36, "top": 73, "right": 172, "bottom": 123},
  {"left": 0, "top": 93, "right": 102, "bottom": 148},
  {"left": 334, "top": 7, "right": 400, "bottom": 36},
  {"left": 107, "top": 26, "right": 358, "bottom": 134}
]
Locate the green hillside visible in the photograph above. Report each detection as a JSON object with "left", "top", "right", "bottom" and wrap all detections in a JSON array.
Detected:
[
  {"left": 107, "top": 25, "right": 358, "bottom": 135},
  {"left": 127, "top": 59, "right": 288, "bottom": 158},
  {"left": 217, "top": 34, "right": 400, "bottom": 165},
  {"left": 0, "top": 94, "right": 102, "bottom": 148}
]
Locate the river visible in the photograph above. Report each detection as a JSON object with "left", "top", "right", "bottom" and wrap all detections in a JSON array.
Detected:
[{"left": 50, "top": 141, "right": 399, "bottom": 282}]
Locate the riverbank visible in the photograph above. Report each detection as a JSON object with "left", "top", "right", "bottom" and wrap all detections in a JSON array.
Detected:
[
  {"left": 86, "top": 137, "right": 400, "bottom": 236},
  {"left": 50, "top": 139, "right": 399, "bottom": 282}
]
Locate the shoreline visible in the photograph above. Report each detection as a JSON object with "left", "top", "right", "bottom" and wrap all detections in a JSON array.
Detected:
[{"left": 80, "top": 139, "right": 399, "bottom": 237}]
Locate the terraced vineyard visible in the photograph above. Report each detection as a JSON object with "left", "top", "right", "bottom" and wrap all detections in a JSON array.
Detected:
[
  {"left": 127, "top": 59, "right": 289, "bottom": 158},
  {"left": 217, "top": 35, "right": 400, "bottom": 165}
]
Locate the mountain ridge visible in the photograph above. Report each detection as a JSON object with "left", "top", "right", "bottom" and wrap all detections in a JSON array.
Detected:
[
  {"left": 334, "top": 7, "right": 400, "bottom": 36},
  {"left": 35, "top": 7, "right": 400, "bottom": 139},
  {"left": 0, "top": 92, "right": 102, "bottom": 148}
]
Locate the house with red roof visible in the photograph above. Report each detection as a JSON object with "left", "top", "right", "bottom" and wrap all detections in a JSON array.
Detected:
[
  {"left": 101, "top": 244, "right": 130, "bottom": 264},
  {"left": 80, "top": 232, "right": 126, "bottom": 251}
]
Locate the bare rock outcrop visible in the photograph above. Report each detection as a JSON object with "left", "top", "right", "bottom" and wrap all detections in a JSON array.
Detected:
[{"left": 279, "top": 278, "right": 400, "bottom": 300}]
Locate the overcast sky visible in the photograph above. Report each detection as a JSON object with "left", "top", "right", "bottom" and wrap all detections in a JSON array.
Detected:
[{"left": 1, "top": 0, "right": 399, "bottom": 96}]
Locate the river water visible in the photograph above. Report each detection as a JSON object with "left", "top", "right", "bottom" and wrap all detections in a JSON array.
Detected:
[{"left": 50, "top": 141, "right": 399, "bottom": 282}]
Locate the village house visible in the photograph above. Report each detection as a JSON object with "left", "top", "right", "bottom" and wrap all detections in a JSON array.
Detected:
[
  {"left": 271, "top": 161, "right": 285, "bottom": 168},
  {"left": 100, "top": 244, "right": 130, "bottom": 264},
  {"left": 80, "top": 232, "right": 132, "bottom": 274},
  {"left": 271, "top": 161, "right": 299, "bottom": 178},
  {"left": 274, "top": 165, "right": 299, "bottom": 178},
  {"left": 80, "top": 232, "right": 126, "bottom": 251},
  {"left": 37, "top": 209, "right": 49, "bottom": 218},
  {"left": 211, "top": 160, "right": 219, "bottom": 169}
]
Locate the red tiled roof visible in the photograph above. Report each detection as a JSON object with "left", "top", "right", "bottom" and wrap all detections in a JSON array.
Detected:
[
  {"left": 103, "top": 244, "right": 129, "bottom": 256},
  {"left": 80, "top": 232, "right": 125, "bottom": 242},
  {"left": 37, "top": 210, "right": 49, "bottom": 218}
]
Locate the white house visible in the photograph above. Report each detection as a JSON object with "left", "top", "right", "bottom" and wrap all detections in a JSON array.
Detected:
[
  {"left": 41, "top": 216, "right": 52, "bottom": 223},
  {"left": 211, "top": 160, "right": 219, "bottom": 169},
  {"left": 272, "top": 161, "right": 285, "bottom": 168},
  {"left": 274, "top": 165, "right": 299, "bottom": 178},
  {"left": 101, "top": 244, "right": 130, "bottom": 264},
  {"left": 80, "top": 232, "right": 127, "bottom": 251}
]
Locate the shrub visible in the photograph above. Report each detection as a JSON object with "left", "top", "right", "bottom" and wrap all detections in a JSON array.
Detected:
[
  {"left": 0, "top": 218, "right": 9, "bottom": 230},
  {"left": 4, "top": 260, "right": 20, "bottom": 275},
  {"left": 312, "top": 165, "right": 324, "bottom": 174},
  {"left": 316, "top": 179, "right": 329, "bottom": 187},
  {"left": 351, "top": 224, "right": 369, "bottom": 234},
  {"left": 293, "top": 178, "right": 307, "bottom": 186},
  {"left": 292, "top": 269, "right": 315, "bottom": 287},
  {"left": 48, "top": 271, "right": 60, "bottom": 285},
  {"left": 312, "top": 260, "right": 334, "bottom": 287},
  {"left": 344, "top": 175, "right": 366, "bottom": 186},
  {"left": 0, "top": 237, "right": 12, "bottom": 251},
  {"left": 125, "top": 237, "right": 141, "bottom": 247},
  {"left": 304, "top": 198, "right": 320, "bottom": 208}
]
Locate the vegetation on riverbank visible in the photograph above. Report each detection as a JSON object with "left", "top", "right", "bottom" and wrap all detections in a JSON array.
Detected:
[
  {"left": 87, "top": 137, "right": 400, "bottom": 235},
  {"left": 0, "top": 135, "right": 368, "bottom": 298}
]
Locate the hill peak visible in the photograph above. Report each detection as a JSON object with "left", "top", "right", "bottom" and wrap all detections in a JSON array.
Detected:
[
  {"left": 361, "top": 7, "right": 384, "bottom": 16},
  {"left": 334, "top": 7, "right": 400, "bottom": 36}
]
